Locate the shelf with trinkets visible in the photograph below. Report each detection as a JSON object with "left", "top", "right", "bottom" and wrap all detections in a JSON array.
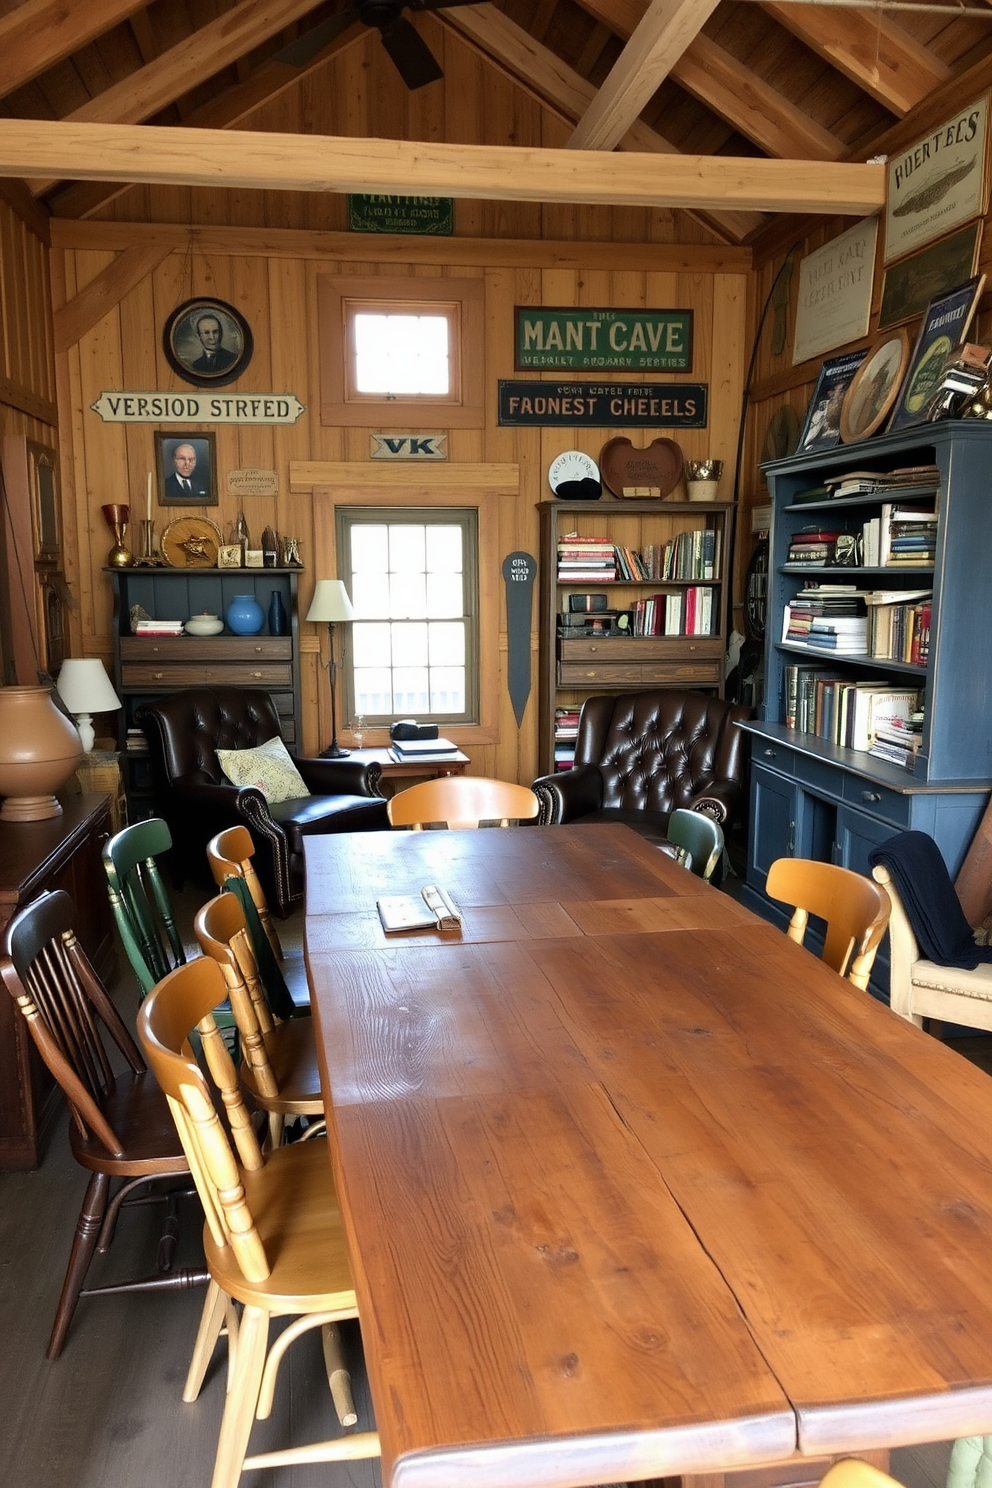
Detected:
[{"left": 106, "top": 562, "right": 302, "bottom": 820}]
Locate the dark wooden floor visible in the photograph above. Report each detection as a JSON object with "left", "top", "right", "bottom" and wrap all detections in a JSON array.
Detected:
[{"left": 0, "top": 883, "right": 969, "bottom": 1488}]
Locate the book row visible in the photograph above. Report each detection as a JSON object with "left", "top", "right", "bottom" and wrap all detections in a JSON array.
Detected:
[
  {"left": 557, "top": 528, "right": 720, "bottom": 584},
  {"left": 785, "top": 665, "right": 921, "bottom": 759}
]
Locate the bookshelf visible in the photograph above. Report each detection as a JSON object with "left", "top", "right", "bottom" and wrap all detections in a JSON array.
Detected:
[
  {"left": 744, "top": 422, "right": 992, "bottom": 973},
  {"left": 536, "top": 498, "right": 734, "bottom": 775}
]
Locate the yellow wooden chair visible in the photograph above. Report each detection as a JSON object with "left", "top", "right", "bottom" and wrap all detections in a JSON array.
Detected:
[
  {"left": 207, "top": 825, "right": 285, "bottom": 963},
  {"left": 193, "top": 892, "right": 322, "bottom": 1148},
  {"left": 387, "top": 775, "right": 539, "bottom": 830},
  {"left": 137, "top": 956, "right": 379, "bottom": 1488},
  {"left": 819, "top": 1463, "right": 906, "bottom": 1488},
  {"left": 765, "top": 858, "right": 891, "bottom": 991}
]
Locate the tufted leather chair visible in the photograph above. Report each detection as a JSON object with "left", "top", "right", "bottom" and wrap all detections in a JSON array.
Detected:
[
  {"left": 532, "top": 690, "right": 754, "bottom": 849},
  {"left": 134, "top": 687, "right": 389, "bottom": 917}
]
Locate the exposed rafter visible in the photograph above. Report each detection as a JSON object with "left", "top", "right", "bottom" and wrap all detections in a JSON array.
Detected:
[
  {"left": 568, "top": 0, "right": 720, "bottom": 150},
  {"left": 0, "top": 118, "right": 886, "bottom": 213},
  {"left": 0, "top": 0, "right": 150, "bottom": 98}
]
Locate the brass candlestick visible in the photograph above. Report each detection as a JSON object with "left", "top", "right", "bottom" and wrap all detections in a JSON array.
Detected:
[
  {"left": 101, "top": 503, "right": 133, "bottom": 568},
  {"left": 135, "top": 518, "right": 163, "bottom": 566}
]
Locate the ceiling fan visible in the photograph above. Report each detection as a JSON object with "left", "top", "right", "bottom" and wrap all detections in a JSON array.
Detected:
[{"left": 274, "top": 0, "right": 486, "bottom": 91}]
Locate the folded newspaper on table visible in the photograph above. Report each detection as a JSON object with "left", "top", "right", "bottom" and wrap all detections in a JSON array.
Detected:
[{"left": 377, "top": 884, "right": 462, "bottom": 934}]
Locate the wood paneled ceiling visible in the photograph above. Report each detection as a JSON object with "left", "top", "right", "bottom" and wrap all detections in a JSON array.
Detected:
[{"left": 0, "top": 0, "right": 991, "bottom": 242}]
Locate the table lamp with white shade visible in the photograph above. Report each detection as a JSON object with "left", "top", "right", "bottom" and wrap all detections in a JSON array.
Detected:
[
  {"left": 306, "top": 579, "right": 356, "bottom": 759},
  {"left": 55, "top": 658, "right": 122, "bottom": 753}
]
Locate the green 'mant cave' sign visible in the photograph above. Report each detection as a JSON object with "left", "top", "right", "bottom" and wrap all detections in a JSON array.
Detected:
[
  {"left": 515, "top": 307, "right": 693, "bottom": 372},
  {"left": 348, "top": 195, "right": 454, "bottom": 235}
]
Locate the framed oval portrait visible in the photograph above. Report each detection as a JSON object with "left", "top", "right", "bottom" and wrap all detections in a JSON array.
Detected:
[
  {"left": 839, "top": 328, "right": 911, "bottom": 443},
  {"left": 163, "top": 296, "right": 253, "bottom": 388}
]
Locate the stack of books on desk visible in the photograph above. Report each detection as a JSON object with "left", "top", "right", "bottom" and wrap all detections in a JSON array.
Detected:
[
  {"left": 388, "top": 736, "right": 459, "bottom": 762},
  {"left": 133, "top": 618, "right": 185, "bottom": 636}
]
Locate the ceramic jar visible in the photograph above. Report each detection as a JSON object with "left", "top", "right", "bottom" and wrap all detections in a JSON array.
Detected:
[
  {"left": 225, "top": 594, "right": 265, "bottom": 636},
  {"left": 185, "top": 613, "right": 225, "bottom": 636},
  {"left": 0, "top": 684, "right": 84, "bottom": 821}
]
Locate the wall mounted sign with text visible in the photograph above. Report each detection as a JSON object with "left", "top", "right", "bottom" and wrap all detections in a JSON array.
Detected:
[
  {"left": 498, "top": 381, "right": 708, "bottom": 428},
  {"left": 91, "top": 392, "right": 306, "bottom": 424},
  {"left": 348, "top": 195, "right": 453, "bottom": 235},
  {"left": 370, "top": 434, "right": 448, "bottom": 460},
  {"left": 792, "top": 216, "right": 878, "bottom": 365},
  {"left": 515, "top": 307, "right": 692, "bottom": 371},
  {"left": 884, "top": 95, "right": 988, "bottom": 263},
  {"left": 227, "top": 469, "right": 279, "bottom": 497}
]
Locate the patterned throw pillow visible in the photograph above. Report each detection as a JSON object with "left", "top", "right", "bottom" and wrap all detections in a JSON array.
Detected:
[{"left": 215, "top": 735, "right": 310, "bottom": 804}]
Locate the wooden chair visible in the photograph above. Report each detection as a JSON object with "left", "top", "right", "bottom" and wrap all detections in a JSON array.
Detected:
[
  {"left": 666, "top": 806, "right": 724, "bottom": 881},
  {"left": 102, "top": 817, "right": 188, "bottom": 998},
  {"left": 871, "top": 862, "right": 992, "bottom": 1032},
  {"left": 0, "top": 889, "right": 206, "bottom": 1359},
  {"left": 387, "top": 775, "right": 540, "bottom": 830},
  {"left": 818, "top": 1464, "right": 905, "bottom": 1488},
  {"left": 206, "top": 825, "right": 308, "bottom": 1011},
  {"left": 137, "top": 957, "right": 380, "bottom": 1488},
  {"left": 765, "top": 858, "right": 891, "bottom": 991},
  {"left": 194, "top": 892, "right": 322, "bottom": 1148}
]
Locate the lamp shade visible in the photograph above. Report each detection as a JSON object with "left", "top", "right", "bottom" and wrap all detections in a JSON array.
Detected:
[
  {"left": 306, "top": 579, "right": 356, "bottom": 624},
  {"left": 56, "top": 659, "right": 122, "bottom": 716}
]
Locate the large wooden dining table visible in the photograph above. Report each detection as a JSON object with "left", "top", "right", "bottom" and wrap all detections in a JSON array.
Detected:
[{"left": 304, "top": 823, "right": 992, "bottom": 1488}]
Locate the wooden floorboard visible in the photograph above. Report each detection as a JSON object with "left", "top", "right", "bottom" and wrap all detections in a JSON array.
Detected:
[{"left": 0, "top": 886, "right": 963, "bottom": 1488}]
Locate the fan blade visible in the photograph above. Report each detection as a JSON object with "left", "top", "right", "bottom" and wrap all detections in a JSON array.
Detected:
[
  {"left": 272, "top": 10, "right": 358, "bottom": 68},
  {"left": 379, "top": 16, "right": 443, "bottom": 88}
]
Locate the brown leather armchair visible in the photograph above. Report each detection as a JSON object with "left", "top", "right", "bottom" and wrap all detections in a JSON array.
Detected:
[
  {"left": 135, "top": 687, "right": 389, "bottom": 916},
  {"left": 532, "top": 690, "right": 754, "bottom": 850}
]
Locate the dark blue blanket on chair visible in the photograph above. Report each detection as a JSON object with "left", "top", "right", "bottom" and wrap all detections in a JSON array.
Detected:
[{"left": 868, "top": 830, "right": 992, "bottom": 970}]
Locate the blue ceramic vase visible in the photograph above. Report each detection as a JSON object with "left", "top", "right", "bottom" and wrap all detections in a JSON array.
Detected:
[{"left": 225, "top": 593, "right": 265, "bottom": 635}]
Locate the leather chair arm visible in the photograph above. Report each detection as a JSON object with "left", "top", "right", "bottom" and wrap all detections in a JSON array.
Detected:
[
  {"left": 531, "top": 765, "right": 605, "bottom": 824},
  {"left": 685, "top": 781, "right": 738, "bottom": 824},
  {"left": 295, "top": 756, "right": 381, "bottom": 797},
  {"left": 167, "top": 775, "right": 260, "bottom": 814}
]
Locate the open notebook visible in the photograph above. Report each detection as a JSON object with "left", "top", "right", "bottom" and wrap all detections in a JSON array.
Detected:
[{"left": 377, "top": 884, "right": 462, "bottom": 934}]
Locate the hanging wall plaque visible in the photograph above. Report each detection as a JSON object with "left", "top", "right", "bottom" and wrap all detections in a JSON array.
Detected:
[{"left": 502, "top": 552, "right": 536, "bottom": 728}]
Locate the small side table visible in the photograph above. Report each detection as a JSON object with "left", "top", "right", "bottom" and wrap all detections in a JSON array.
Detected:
[
  {"left": 72, "top": 750, "right": 127, "bottom": 833},
  {"left": 348, "top": 747, "right": 470, "bottom": 797}
]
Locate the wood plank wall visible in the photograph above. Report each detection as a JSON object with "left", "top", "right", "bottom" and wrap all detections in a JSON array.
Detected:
[{"left": 52, "top": 223, "right": 748, "bottom": 783}]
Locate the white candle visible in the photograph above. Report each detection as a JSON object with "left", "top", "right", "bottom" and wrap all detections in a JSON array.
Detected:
[{"left": 146, "top": 471, "right": 152, "bottom": 522}]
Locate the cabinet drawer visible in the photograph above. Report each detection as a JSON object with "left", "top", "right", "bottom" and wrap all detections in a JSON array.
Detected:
[
  {"left": 559, "top": 659, "right": 721, "bottom": 685},
  {"left": 752, "top": 741, "right": 794, "bottom": 776},
  {"left": 120, "top": 637, "right": 291, "bottom": 661},
  {"left": 121, "top": 661, "right": 292, "bottom": 688},
  {"left": 842, "top": 775, "right": 912, "bottom": 826},
  {"left": 640, "top": 661, "right": 721, "bottom": 684},
  {"left": 559, "top": 662, "right": 643, "bottom": 684},
  {"left": 559, "top": 637, "right": 722, "bottom": 661}
]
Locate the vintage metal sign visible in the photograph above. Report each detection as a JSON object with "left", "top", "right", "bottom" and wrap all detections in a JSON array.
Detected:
[
  {"left": 515, "top": 307, "right": 692, "bottom": 371},
  {"left": 884, "top": 95, "right": 989, "bottom": 263},
  {"left": 348, "top": 195, "right": 453, "bottom": 235},
  {"left": 91, "top": 391, "right": 306, "bottom": 424},
  {"left": 498, "top": 381, "right": 708, "bottom": 428},
  {"left": 227, "top": 469, "right": 279, "bottom": 496},
  {"left": 370, "top": 433, "right": 448, "bottom": 460}
]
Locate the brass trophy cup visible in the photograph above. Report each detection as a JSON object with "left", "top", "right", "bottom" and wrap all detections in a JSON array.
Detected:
[{"left": 101, "top": 503, "right": 133, "bottom": 568}]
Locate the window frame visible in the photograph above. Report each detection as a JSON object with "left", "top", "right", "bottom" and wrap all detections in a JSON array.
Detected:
[
  {"left": 317, "top": 274, "right": 485, "bottom": 428},
  {"left": 336, "top": 505, "right": 480, "bottom": 727}
]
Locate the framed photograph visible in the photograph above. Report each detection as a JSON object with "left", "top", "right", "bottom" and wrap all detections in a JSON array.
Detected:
[
  {"left": 218, "top": 544, "right": 243, "bottom": 568},
  {"left": 888, "top": 275, "right": 986, "bottom": 433},
  {"left": 839, "top": 330, "right": 911, "bottom": 443},
  {"left": 796, "top": 350, "right": 868, "bottom": 453},
  {"left": 878, "top": 221, "right": 982, "bottom": 331},
  {"left": 162, "top": 296, "right": 253, "bottom": 388},
  {"left": 155, "top": 432, "right": 218, "bottom": 506}
]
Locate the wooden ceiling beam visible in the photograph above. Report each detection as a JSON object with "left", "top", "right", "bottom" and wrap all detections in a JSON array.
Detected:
[
  {"left": 442, "top": 5, "right": 763, "bottom": 240},
  {"left": 0, "top": 117, "right": 885, "bottom": 213},
  {"left": 0, "top": 0, "right": 149, "bottom": 98},
  {"left": 676, "top": 33, "right": 844, "bottom": 161},
  {"left": 760, "top": 1, "right": 949, "bottom": 118},
  {"left": 568, "top": 0, "right": 721, "bottom": 150}
]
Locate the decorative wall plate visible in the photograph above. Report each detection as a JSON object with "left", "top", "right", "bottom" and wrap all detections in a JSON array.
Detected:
[
  {"left": 548, "top": 450, "right": 602, "bottom": 499},
  {"left": 600, "top": 436, "right": 683, "bottom": 498},
  {"left": 840, "top": 328, "right": 911, "bottom": 443},
  {"left": 161, "top": 515, "right": 223, "bottom": 568}
]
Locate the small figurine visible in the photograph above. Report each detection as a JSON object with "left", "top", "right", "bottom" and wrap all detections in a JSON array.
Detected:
[{"left": 282, "top": 535, "right": 302, "bottom": 567}]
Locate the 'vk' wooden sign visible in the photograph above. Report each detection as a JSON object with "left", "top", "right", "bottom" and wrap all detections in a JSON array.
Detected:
[{"left": 370, "top": 434, "right": 448, "bottom": 460}]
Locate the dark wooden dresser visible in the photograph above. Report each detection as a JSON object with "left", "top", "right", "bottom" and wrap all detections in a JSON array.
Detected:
[{"left": 0, "top": 794, "right": 115, "bottom": 1170}]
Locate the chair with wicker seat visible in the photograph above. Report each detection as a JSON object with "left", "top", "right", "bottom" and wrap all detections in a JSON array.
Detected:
[
  {"left": 0, "top": 888, "right": 206, "bottom": 1359},
  {"left": 765, "top": 857, "right": 891, "bottom": 991},
  {"left": 387, "top": 775, "right": 539, "bottom": 830},
  {"left": 137, "top": 956, "right": 379, "bottom": 1488},
  {"left": 194, "top": 891, "right": 322, "bottom": 1148}
]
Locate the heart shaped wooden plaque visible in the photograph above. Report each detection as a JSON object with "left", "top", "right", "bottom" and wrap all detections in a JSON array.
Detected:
[{"left": 600, "top": 437, "right": 684, "bottom": 499}]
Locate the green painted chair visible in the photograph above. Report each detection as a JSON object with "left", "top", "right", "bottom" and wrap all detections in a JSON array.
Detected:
[
  {"left": 666, "top": 807, "right": 725, "bottom": 883},
  {"left": 102, "top": 818, "right": 188, "bottom": 997}
]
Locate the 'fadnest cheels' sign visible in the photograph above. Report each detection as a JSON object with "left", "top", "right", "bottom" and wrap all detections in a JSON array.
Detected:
[
  {"left": 497, "top": 381, "right": 708, "bottom": 428},
  {"left": 515, "top": 307, "right": 692, "bottom": 371}
]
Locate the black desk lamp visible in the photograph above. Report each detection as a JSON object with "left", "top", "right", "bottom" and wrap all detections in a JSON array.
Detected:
[{"left": 306, "top": 579, "right": 356, "bottom": 758}]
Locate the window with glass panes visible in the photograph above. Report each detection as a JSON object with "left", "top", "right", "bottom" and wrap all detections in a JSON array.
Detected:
[{"left": 336, "top": 508, "right": 479, "bottom": 724}]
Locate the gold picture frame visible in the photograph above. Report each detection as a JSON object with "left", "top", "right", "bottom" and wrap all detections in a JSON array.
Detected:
[
  {"left": 217, "top": 544, "right": 243, "bottom": 568},
  {"left": 839, "top": 329, "right": 911, "bottom": 444}
]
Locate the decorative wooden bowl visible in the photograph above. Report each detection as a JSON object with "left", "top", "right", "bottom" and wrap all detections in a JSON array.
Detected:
[{"left": 599, "top": 437, "right": 684, "bottom": 498}]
